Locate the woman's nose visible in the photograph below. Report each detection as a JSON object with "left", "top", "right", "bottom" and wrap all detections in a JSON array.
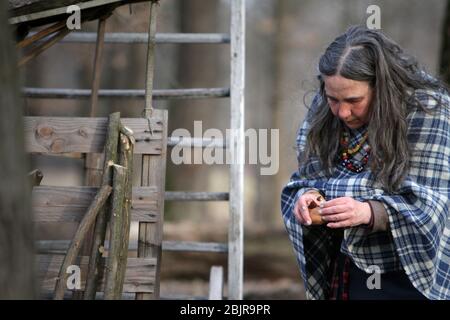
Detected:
[{"left": 338, "top": 104, "right": 352, "bottom": 120}]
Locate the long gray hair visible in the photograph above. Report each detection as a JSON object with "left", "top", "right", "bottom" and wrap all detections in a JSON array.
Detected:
[{"left": 303, "top": 25, "right": 448, "bottom": 192}]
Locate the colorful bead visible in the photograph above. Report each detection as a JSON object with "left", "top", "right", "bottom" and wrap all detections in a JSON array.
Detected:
[{"left": 339, "top": 130, "right": 371, "bottom": 173}]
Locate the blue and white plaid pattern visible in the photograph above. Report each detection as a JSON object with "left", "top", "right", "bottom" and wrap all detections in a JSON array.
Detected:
[{"left": 281, "top": 90, "right": 450, "bottom": 300}]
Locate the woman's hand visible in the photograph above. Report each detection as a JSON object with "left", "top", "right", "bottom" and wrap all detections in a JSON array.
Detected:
[
  {"left": 319, "top": 197, "right": 371, "bottom": 228},
  {"left": 293, "top": 190, "right": 323, "bottom": 226}
]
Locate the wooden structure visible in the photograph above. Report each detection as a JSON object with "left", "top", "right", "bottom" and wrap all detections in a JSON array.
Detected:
[
  {"left": 26, "top": 113, "right": 168, "bottom": 299},
  {"left": 8, "top": 1, "right": 146, "bottom": 26},
  {"left": 11, "top": 0, "right": 245, "bottom": 299}
]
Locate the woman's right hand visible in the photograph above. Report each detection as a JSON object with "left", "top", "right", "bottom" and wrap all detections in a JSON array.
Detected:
[{"left": 293, "top": 190, "right": 323, "bottom": 226}]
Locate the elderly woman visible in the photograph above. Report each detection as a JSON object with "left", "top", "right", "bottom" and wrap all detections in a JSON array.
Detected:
[{"left": 281, "top": 26, "right": 450, "bottom": 300}]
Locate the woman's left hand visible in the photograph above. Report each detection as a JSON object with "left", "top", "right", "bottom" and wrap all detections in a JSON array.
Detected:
[{"left": 319, "top": 197, "right": 371, "bottom": 228}]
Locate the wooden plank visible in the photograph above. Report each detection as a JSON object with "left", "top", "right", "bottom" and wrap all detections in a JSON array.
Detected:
[
  {"left": 229, "top": 0, "right": 245, "bottom": 300},
  {"left": 24, "top": 116, "right": 163, "bottom": 154},
  {"left": 40, "top": 291, "right": 137, "bottom": 300},
  {"left": 23, "top": 87, "right": 230, "bottom": 100},
  {"left": 208, "top": 266, "right": 224, "bottom": 300},
  {"left": 162, "top": 241, "right": 228, "bottom": 253},
  {"left": 165, "top": 191, "right": 229, "bottom": 201},
  {"left": 32, "top": 186, "right": 159, "bottom": 222},
  {"left": 36, "top": 240, "right": 228, "bottom": 254},
  {"left": 9, "top": 0, "right": 121, "bottom": 24},
  {"left": 37, "top": 255, "right": 156, "bottom": 294},
  {"left": 9, "top": 0, "right": 90, "bottom": 12},
  {"left": 137, "top": 112, "right": 167, "bottom": 300},
  {"left": 60, "top": 32, "right": 231, "bottom": 44},
  {"left": 37, "top": 240, "right": 228, "bottom": 254},
  {"left": 9, "top": 0, "right": 148, "bottom": 18},
  {"left": 167, "top": 137, "right": 227, "bottom": 148}
]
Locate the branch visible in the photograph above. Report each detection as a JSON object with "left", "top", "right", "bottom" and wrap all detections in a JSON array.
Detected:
[
  {"left": 84, "top": 112, "right": 120, "bottom": 299},
  {"left": 103, "top": 163, "right": 127, "bottom": 299},
  {"left": 115, "top": 132, "right": 134, "bottom": 297},
  {"left": 53, "top": 185, "right": 112, "bottom": 300}
]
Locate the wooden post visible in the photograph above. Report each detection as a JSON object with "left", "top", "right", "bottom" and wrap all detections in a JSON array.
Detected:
[
  {"left": 53, "top": 185, "right": 112, "bottom": 300},
  {"left": 89, "top": 17, "right": 107, "bottom": 118},
  {"left": 208, "top": 266, "right": 224, "bottom": 300},
  {"left": 136, "top": 0, "right": 162, "bottom": 300},
  {"left": 0, "top": 0, "right": 35, "bottom": 298},
  {"left": 82, "top": 17, "right": 108, "bottom": 300},
  {"left": 143, "top": 1, "right": 158, "bottom": 117},
  {"left": 116, "top": 127, "right": 134, "bottom": 293},
  {"left": 229, "top": 0, "right": 245, "bottom": 300},
  {"left": 84, "top": 112, "right": 120, "bottom": 299},
  {"left": 103, "top": 127, "right": 134, "bottom": 300},
  {"left": 103, "top": 164, "right": 127, "bottom": 299},
  {"left": 84, "top": 16, "right": 107, "bottom": 188}
]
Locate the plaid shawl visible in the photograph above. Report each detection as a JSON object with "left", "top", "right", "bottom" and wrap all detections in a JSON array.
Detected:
[{"left": 281, "top": 90, "right": 450, "bottom": 300}]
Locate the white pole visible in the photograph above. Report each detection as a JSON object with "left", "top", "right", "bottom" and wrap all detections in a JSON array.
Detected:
[{"left": 229, "top": 0, "right": 245, "bottom": 300}]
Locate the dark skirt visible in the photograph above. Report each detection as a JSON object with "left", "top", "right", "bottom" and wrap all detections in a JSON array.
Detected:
[
  {"left": 331, "top": 251, "right": 428, "bottom": 300},
  {"left": 347, "top": 258, "right": 427, "bottom": 300}
]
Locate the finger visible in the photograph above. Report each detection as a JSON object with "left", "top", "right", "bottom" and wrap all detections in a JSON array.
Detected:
[
  {"left": 326, "top": 221, "right": 349, "bottom": 229},
  {"left": 320, "top": 204, "right": 349, "bottom": 216},
  {"left": 321, "top": 213, "right": 349, "bottom": 222},
  {"left": 322, "top": 197, "right": 349, "bottom": 208},
  {"left": 298, "top": 198, "right": 312, "bottom": 225},
  {"left": 294, "top": 199, "right": 310, "bottom": 225},
  {"left": 293, "top": 202, "right": 305, "bottom": 224}
]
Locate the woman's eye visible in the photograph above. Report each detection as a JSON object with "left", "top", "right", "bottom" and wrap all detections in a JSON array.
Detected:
[{"left": 328, "top": 98, "right": 338, "bottom": 105}]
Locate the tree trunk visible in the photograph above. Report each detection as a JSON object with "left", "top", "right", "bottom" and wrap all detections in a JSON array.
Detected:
[
  {"left": 0, "top": 1, "right": 36, "bottom": 299},
  {"left": 440, "top": 0, "right": 450, "bottom": 85}
]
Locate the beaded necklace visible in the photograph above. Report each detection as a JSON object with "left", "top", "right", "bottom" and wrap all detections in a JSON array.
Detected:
[{"left": 339, "top": 130, "right": 371, "bottom": 173}]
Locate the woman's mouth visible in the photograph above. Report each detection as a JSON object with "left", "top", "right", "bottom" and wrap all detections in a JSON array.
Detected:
[{"left": 345, "top": 119, "right": 361, "bottom": 127}]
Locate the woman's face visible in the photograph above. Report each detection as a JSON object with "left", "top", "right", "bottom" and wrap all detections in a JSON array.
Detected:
[{"left": 323, "top": 75, "right": 373, "bottom": 129}]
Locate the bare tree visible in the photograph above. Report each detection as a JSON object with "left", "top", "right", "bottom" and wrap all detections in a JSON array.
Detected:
[
  {"left": 440, "top": 0, "right": 450, "bottom": 85},
  {"left": 0, "top": 2, "right": 36, "bottom": 299}
]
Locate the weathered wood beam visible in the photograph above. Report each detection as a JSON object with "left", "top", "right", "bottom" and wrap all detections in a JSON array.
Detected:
[
  {"left": 24, "top": 116, "right": 164, "bottom": 154},
  {"left": 32, "top": 185, "right": 158, "bottom": 223},
  {"left": 38, "top": 255, "right": 156, "bottom": 294},
  {"left": 9, "top": 0, "right": 148, "bottom": 25},
  {"left": 84, "top": 112, "right": 119, "bottom": 299},
  {"left": 103, "top": 164, "right": 126, "bottom": 299},
  {"left": 116, "top": 131, "right": 134, "bottom": 296}
]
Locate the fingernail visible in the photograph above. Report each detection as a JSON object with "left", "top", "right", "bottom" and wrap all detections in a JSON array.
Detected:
[
  {"left": 318, "top": 209, "right": 322, "bottom": 215},
  {"left": 306, "top": 220, "right": 312, "bottom": 225},
  {"left": 320, "top": 203, "right": 324, "bottom": 208}
]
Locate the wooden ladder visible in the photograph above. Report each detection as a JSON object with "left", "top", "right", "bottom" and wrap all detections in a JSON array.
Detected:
[{"left": 14, "top": 0, "right": 245, "bottom": 300}]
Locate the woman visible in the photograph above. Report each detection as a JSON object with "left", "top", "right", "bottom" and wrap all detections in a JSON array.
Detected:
[{"left": 281, "top": 25, "right": 450, "bottom": 300}]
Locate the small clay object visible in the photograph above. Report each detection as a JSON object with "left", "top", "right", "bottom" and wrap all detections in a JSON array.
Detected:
[{"left": 308, "top": 195, "right": 326, "bottom": 225}]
